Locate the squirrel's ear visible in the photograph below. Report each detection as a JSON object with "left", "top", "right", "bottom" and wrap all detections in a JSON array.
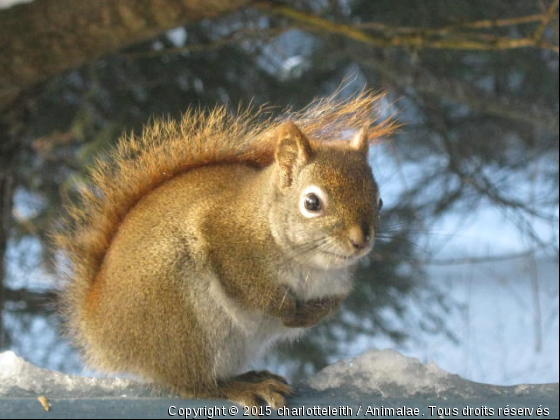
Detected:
[
  {"left": 275, "top": 120, "right": 312, "bottom": 187},
  {"left": 350, "top": 126, "right": 370, "bottom": 156}
]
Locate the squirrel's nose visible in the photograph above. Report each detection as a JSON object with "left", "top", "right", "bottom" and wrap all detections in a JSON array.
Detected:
[{"left": 349, "top": 223, "right": 371, "bottom": 251}]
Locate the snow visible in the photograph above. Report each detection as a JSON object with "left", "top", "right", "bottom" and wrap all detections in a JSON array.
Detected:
[
  {"left": 308, "top": 349, "right": 453, "bottom": 397},
  {"left": 1, "top": 349, "right": 557, "bottom": 401},
  {"left": 307, "top": 349, "right": 557, "bottom": 400},
  {"left": 0, "top": 351, "right": 163, "bottom": 399}
]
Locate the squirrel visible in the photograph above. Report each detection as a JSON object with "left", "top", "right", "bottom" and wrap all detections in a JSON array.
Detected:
[{"left": 54, "top": 91, "right": 396, "bottom": 408}]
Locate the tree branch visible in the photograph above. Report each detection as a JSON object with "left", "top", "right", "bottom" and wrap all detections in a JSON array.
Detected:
[
  {"left": 0, "top": 0, "right": 254, "bottom": 114},
  {"left": 534, "top": 0, "right": 559, "bottom": 43},
  {"left": 357, "top": 13, "right": 557, "bottom": 34},
  {"left": 357, "top": 55, "right": 559, "bottom": 134},
  {"left": 423, "top": 243, "right": 555, "bottom": 266},
  {"left": 4, "top": 287, "right": 57, "bottom": 314},
  {"left": 257, "top": 1, "right": 559, "bottom": 53}
]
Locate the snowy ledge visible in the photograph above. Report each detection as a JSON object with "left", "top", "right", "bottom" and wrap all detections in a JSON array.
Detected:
[{"left": 1, "top": 349, "right": 558, "bottom": 419}]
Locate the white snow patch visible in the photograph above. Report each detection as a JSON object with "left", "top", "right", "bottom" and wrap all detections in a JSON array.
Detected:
[
  {"left": 0, "top": 351, "right": 164, "bottom": 398},
  {"left": 308, "top": 349, "right": 450, "bottom": 397},
  {"left": 307, "top": 349, "right": 558, "bottom": 399}
]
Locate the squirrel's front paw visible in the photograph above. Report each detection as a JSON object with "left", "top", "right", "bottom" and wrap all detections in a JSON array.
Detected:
[{"left": 282, "top": 297, "right": 343, "bottom": 328}]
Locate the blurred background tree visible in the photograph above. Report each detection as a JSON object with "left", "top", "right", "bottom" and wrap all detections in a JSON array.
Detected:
[{"left": 1, "top": 0, "right": 558, "bottom": 381}]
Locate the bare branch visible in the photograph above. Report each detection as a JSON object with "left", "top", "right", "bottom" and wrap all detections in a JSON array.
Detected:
[
  {"left": 534, "top": 0, "right": 560, "bottom": 43},
  {"left": 257, "top": 1, "right": 559, "bottom": 53},
  {"left": 423, "top": 242, "right": 554, "bottom": 266},
  {"left": 357, "top": 56, "right": 559, "bottom": 134},
  {"left": 4, "top": 287, "right": 57, "bottom": 314},
  {"left": 357, "top": 13, "right": 557, "bottom": 34}
]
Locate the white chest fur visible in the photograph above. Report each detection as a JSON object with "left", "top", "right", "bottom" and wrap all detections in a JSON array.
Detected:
[
  {"left": 206, "top": 275, "right": 305, "bottom": 379},
  {"left": 203, "top": 263, "right": 353, "bottom": 379},
  {"left": 278, "top": 263, "right": 354, "bottom": 301}
]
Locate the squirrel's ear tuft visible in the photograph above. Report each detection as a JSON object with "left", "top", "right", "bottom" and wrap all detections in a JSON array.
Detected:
[
  {"left": 275, "top": 120, "right": 312, "bottom": 186},
  {"left": 350, "top": 125, "right": 370, "bottom": 156}
]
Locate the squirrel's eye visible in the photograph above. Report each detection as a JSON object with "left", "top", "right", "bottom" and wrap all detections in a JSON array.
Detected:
[
  {"left": 378, "top": 198, "right": 384, "bottom": 212},
  {"left": 304, "top": 193, "right": 322, "bottom": 212},
  {"left": 299, "top": 185, "right": 327, "bottom": 218}
]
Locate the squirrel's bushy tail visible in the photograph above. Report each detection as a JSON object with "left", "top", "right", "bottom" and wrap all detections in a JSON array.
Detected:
[{"left": 53, "top": 90, "right": 397, "bottom": 343}]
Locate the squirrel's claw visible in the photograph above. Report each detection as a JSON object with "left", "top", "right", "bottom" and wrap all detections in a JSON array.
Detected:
[{"left": 224, "top": 375, "right": 292, "bottom": 412}]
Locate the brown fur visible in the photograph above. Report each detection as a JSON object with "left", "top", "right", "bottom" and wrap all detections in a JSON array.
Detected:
[{"left": 53, "top": 90, "right": 397, "bottom": 407}]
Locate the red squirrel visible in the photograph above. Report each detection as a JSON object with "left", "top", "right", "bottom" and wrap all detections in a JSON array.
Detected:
[{"left": 55, "top": 91, "right": 396, "bottom": 407}]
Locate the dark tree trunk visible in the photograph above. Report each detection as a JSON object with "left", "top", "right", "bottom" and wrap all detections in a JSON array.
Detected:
[{"left": 0, "top": 116, "right": 20, "bottom": 349}]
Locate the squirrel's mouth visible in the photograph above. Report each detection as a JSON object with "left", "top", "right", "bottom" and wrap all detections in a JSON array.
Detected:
[
  {"left": 322, "top": 240, "right": 374, "bottom": 259},
  {"left": 321, "top": 250, "right": 353, "bottom": 260},
  {"left": 280, "top": 233, "right": 372, "bottom": 268},
  {"left": 318, "top": 246, "right": 371, "bottom": 266},
  {"left": 287, "top": 244, "right": 370, "bottom": 269}
]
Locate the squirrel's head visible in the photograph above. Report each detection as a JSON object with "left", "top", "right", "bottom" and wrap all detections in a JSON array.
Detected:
[{"left": 270, "top": 120, "right": 382, "bottom": 269}]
